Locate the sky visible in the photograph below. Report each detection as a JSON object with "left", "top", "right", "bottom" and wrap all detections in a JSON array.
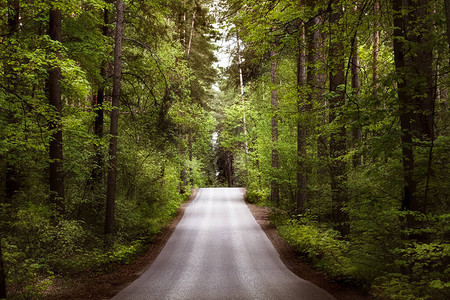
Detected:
[{"left": 211, "top": 0, "right": 234, "bottom": 70}]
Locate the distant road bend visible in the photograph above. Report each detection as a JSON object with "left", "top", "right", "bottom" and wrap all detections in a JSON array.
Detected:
[{"left": 112, "top": 188, "right": 335, "bottom": 300}]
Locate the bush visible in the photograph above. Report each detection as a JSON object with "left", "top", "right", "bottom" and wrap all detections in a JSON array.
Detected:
[
  {"left": 275, "top": 217, "right": 355, "bottom": 282},
  {"left": 272, "top": 211, "right": 450, "bottom": 299},
  {"left": 374, "top": 242, "right": 450, "bottom": 299}
]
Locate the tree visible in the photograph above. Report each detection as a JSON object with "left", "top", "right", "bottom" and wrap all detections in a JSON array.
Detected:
[
  {"left": 94, "top": 7, "right": 109, "bottom": 160},
  {"left": 351, "top": 5, "right": 361, "bottom": 168},
  {"left": 236, "top": 31, "right": 248, "bottom": 157},
  {"left": 372, "top": 0, "right": 379, "bottom": 95},
  {"left": 186, "top": 2, "right": 196, "bottom": 186},
  {"left": 328, "top": 1, "right": 349, "bottom": 236},
  {"left": 270, "top": 40, "right": 279, "bottom": 206},
  {"left": 48, "top": 5, "right": 65, "bottom": 212},
  {"left": 296, "top": 21, "right": 307, "bottom": 215},
  {"left": 105, "top": 0, "right": 124, "bottom": 236},
  {"left": 392, "top": 0, "right": 434, "bottom": 223}
]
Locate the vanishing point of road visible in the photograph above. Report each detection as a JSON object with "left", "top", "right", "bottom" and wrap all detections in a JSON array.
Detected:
[{"left": 112, "top": 188, "right": 335, "bottom": 300}]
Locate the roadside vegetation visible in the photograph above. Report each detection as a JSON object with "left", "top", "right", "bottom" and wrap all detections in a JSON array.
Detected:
[
  {"left": 216, "top": 0, "right": 450, "bottom": 299},
  {"left": 0, "top": 0, "right": 218, "bottom": 298}
]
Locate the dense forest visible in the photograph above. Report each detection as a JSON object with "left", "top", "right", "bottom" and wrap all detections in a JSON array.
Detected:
[
  {"left": 216, "top": 0, "right": 450, "bottom": 299},
  {"left": 0, "top": 0, "right": 448, "bottom": 299},
  {"left": 0, "top": 0, "right": 218, "bottom": 298}
]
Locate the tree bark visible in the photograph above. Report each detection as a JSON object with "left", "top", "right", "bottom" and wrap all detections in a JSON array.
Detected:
[
  {"left": 411, "top": 1, "right": 434, "bottom": 141},
  {"left": 270, "top": 32, "right": 279, "bottom": 206},
  {"left": 92, "top": 8, "right": 109, "bottom": 186},
  {"left": 446, "top": 0, "right": 450, "bottom": 48},
  {"left": 180, "top": 166, "right": 187, "bottom": 194},
  {"left": 329, "top": 4, "right": 349, "bottom": 236},
  {"left": 373, "top": 0, "right": 379, "bottom": 95},
  {"left": 94, "top": 87, "right": 104, "bottom": 139},
  {"left": 105, "top": 0, "right": 124, "bottom": 236},
  {"left": 189, "top": 131, "right": 194, "bottom": 186},
  {"left": 187, "top": 6, "right": 196, "bottom": 60},
  {"left": 226, "top": 151, "right": 233, "bottom": 187},
  {"left": 48, "top": 7, "right": 65, "bottom": 212},
  {"left": 393, "top": 0, "right": 418, "bottom": 220},
  {"left": 296, "top": 21, "right": 307, "bottom": 215},
  {"left": 392, "top": 0, "right": 434, "bottom": 225},
  {"left": 315, "top": 16, "right": 327, "bottom": 162},
  {"left": 351, "top": 7, "right": 361, "bottom": 168},
  {"left": 182, "top": 0, "right": 187, "bottom": 47},
  {"left": 95, "top": 8, "right": 109, "bottom": 140},
  {"left": 236, "top": 31, "right": 248, "bottom": 156},
  {"left": 181, "top": 2, "right": 196, "bottom": 190}
]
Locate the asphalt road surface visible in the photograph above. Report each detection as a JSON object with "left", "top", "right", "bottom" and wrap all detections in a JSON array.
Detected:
[{"left": 112, "top": 188, "right": 335, "bottom": 300}]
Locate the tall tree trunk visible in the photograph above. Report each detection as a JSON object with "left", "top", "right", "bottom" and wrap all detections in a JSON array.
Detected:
[
  {"left": 187, "top": 6, "right": 196, "bottom": 60},
  {"left": 184, "top": 5, "right": 196, "bottom": 189},
  {"left": 270, "top": 33, "right": 279, "bottom": 206},
  {"left": 189, "top": 131, "right": 194, "bottom": 186},
  {"left": 88, "top": 7, "right": 110, "bottom": 218},
  {"left": 48, "top": 7, "right": 65, "bottom": 212},
  {"left": 392, "top": 0, "right": 433, "bottom": 223},
  {"left": 351, "top": 7, "right": 361, "bottom": 168},
  {"left": 182, "top": 0, "right": 187, "bottom": 47},
  {"left": 105, "top": 0, "right": 124, "bottom": 236},
  {"left": 446, "top": 0, "right": 450, "bottom": 48},
  {"left": 236, "top": 31, "right": 248, "bottom": 156},
  {"left": 180, "top": 167, "right": 187, "bottom": 194},
  {"left": 411, "top": 1, "right": 434, "bottom": 141},
  {"left": 94, "top": 85, "right": 105, "bottom": 139},
  {"left": 393, "top": 0, "right": 418, "bottom": 218},
  {"left": 373, "top": 0, "right": 379, "bottom": 95},
  {"left": 178, "top": 1, "right": 187, "bottom": 194},
  {"left": 329, "top": 4, "right": 349, "bottom": 236},
  {"left": 316, "top": 16, "right": 328, "bottom": 164},
  {"left": 296, "top": 22, "right": 307, "bottom": 215},
  {"left": 92, "top": 8, "right": 109, "bottom": 184},
  {"left": 95, "top": 8, "right": 109, "bottom": 140},
  {"left": 226, "top": 151, "right": 233, "bottom": 187}
]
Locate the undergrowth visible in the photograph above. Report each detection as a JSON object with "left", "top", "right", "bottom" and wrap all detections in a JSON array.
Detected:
[
  {"left": 3, "top": 189, "right": 191, "bottom": 299},
  {"left": 270, "top": 210, "right": 450, "bottom": 300}
]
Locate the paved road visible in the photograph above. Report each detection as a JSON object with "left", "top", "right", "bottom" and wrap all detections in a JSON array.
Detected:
[{"left": 112, "top": 188, "right": 335, "bottom": 300}]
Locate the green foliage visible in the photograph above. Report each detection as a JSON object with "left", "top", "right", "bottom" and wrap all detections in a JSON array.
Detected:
[
  {"left": 217, "top": 0, "right": 450, "bottom": 299},
  {"left": 375, "top": 240, "right": 450, "bottom": 299},
  {"left": 3, "top": 241, "right": 54, "bottom": 299},
  {"left": 0, "top": 0, "right": 217, "bottom": 298},
  {"left": 273, "top": 213, "right": 356, "bottom": 282},
  {"left": 273, "top": 212, "right": 450, "bottom": 298}
]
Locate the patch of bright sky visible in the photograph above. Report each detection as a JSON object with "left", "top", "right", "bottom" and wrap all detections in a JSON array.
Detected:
[{"left": 210, "top": 0, "right": 234, "bottom": 70}]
